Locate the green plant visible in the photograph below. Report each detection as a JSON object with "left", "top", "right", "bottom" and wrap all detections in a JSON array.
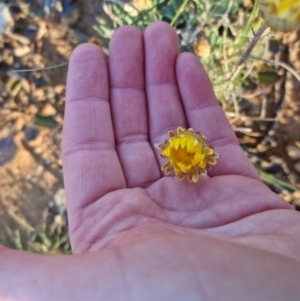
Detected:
[{"left": 0, "top": 210, "right": 71, "bottom": 254}]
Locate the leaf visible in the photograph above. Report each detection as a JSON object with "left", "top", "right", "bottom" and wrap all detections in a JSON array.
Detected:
[
  {"left": 242, "top": 78, "right": 257, "bottom": 90},
  {"left": 257, "top": 71, "right": 281, "bottom": 84},
  {"left": 34, "top": 116, "right": 58, "bottom": 128},
  {"left": 6, "top": 77, "right": 22, "bottom": 97},
  {"left": 161, "top": 4, "right": 175, "bottom": 20}
]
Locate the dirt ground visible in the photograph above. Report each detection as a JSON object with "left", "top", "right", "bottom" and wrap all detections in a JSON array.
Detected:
[
  {"left": 0, "top": 0, "right": 299, "bottom": 249},
  {"left": 0, "top": 0, "right": 104, "bottom": 249}
]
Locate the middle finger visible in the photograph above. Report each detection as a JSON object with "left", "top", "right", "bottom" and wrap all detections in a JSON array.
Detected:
[
  {"left": 145, "top": 22, "right": 188, "bottom": 171},
  {"left": 109, "top": 26, "right": 161, "bottom": 187}
]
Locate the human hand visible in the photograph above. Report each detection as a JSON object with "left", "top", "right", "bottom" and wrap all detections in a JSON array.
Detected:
[{"left": 1, "top": 22, "right": 300, "bottom": 301}]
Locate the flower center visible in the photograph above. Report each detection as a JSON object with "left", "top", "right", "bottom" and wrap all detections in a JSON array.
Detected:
[
  {"left": 162, "top": 135, "right": 206, "bottom": 172},
  {"left": 170, "top": 145, "right": 196, "bottom": 165}
]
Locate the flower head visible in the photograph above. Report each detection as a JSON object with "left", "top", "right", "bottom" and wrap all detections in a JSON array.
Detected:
[
  {"left": 257, "top": 0, "right": 300, "bottom": 32},
  {"left": 155, "top": 127, "right": 218, "bottom": 183},
  {"left": 194, "top": 36, "right": 211, "bottom": 58}
]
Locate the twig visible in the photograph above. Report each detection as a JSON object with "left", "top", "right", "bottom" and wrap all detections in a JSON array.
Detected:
[
  {"left": 260, "top": 86, "right": 268, "bottom": 118},
  {"left": 233, "top": 127, "right": 263, "bottom": 137},
  {"left": 229, "top": 22, "right": 269, "bottom": 81},
  {"left": 15, "top": 62, "right": 69, "bottom": 73},
  {"left": 226, "top": 111, "right": 277, "bottom": 122}
]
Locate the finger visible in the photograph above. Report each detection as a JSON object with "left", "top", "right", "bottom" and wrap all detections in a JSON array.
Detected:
[
  {"left": 109, "top": 26, "right": 160, "bottom": 187},
  {"left": 176, "top": 53, "right": 259, "bottom": 180},
  {"left": 144, "top": 22, "right": 188, "bottom": 170},
  {"left": 63, "top": 44, "right": 126, "bottom": 219}
]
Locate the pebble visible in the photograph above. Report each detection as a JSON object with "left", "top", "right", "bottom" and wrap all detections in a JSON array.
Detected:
[
  {"left": 28, "top": 104, "right": 38, "bottom": 114},
  {"left": 0, "top": 135, "right": 17, "bottom": 165},
  {"left": 287, "top": 145, "right": 300, "bottom": 160},
  {"left": 13, "top": 45, "right": 31, "bottom": 57},
  {"left": 24, "top": 126, "right": 39, "bottom": 141},
  {"left": 34, "top": 147, "right": 42, "bottom": 154},
  {"left": 40, "top": 103, "right": 56, "bottom": 116},
  {"left": 14, "top": 118, "right": 25, "bottom": 131},
  {"left": 54, "top": 84, "right": 65, "bottom": 94},
  {"left": 294, "top": 162, "right": 300, "bottom": 173},
  {"left": 54, "top": 188, "right": 66, "bottom": 206},
  {"left": 36, "top": 164, "right": 44, "bottom": 174},
  {"left": 0, "top": 3, "right": 14, "bottom": 34}
]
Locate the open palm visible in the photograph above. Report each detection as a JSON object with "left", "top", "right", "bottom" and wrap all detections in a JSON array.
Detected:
[
  {"left": 63, "top": 21, "right": 298, "bottom": 256},
  {"left": 1, "top": 22, "right": 299, "bottom": 301}
]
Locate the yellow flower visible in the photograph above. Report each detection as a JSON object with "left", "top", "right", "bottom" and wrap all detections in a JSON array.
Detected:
[
  {"left": 257, "top": 0, "right": 300, "bottom": 32},
  {"left": 132, "top": 0, "right": 152, "bottom": 11},
  {"left": 124, "top": 0, "right": 153, "bottom": 16},
  {"left": 194, "top": 36, "right": 211, "bottom": 58},
  {"left": 155, "top": 127, "right": 219, "bottom": 183}
]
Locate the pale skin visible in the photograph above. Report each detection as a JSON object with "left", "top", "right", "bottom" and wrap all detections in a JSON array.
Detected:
[{"left": 1, "top": 22, "right": 300, "bottom": 301}]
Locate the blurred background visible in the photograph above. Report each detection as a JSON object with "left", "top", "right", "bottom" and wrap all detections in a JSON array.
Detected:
[{"left": 0, "top": 0, "right": 299, "bottom": 254}]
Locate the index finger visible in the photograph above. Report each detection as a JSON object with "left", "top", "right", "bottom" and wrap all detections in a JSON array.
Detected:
[{"left": 62, "top": 44, "right": 126, "bottom": 220}]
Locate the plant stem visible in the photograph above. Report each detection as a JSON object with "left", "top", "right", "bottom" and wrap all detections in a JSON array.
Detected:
[
  {"left": 170, "top": 0, "right": 190, "bottom": 26},
  {"left": 229, "top": 22, "right": 268, "bottom": 81},
  {"left": 15, "top": 62, "right": 69, "bottom": 73},
  {"left": 8, "top": 210, "right": 35, "bottom": 232}
]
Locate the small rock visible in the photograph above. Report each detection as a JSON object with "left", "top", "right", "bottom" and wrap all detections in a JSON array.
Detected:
[
  {"left": 21, "top": 79, "right": 31, "bottom": 93},
  {"left": 34, "top": 147, "right": 42, "bottom": 154},
  {"left": 36, "top": 21, "right": 47, "bottom": 40},
  {"left": 30, "top": 178, "right": 37, "bottom": 184},
  {"left": 286, "top": 145, "right": 300, "bottom": 160},
  {"left": 28, "top": 104, "right": 38, "bottom": 115},
  {"left": 25, "top": 174, "right": 32, "bottom": 180},
  {"left": 14, "top": 118, "right": 25, "bottom": 131},
  {"left": 0, "top": 3, "right": 14, "bottom": 34},
  {"left": 54, "top": 188, "right": 66, "bottom": 207},
  {"left": 0, "top": 136, "right": 17, "bottom": 165},
  {"left": 13, "top": 45, "right": 31, "bottom": 57},
  {"left": 54, "top": 214, "right": 62, "bottom": 224},
  {"left": 40, "top": 103, "right": 56, "bottom": 116},
  {"left": 24, "top": 126, "right": 39, "bottom": 141},
  {"left": 294, "top": 162, "right": 300, "bottom": 173},
  {"left": 293, "top": 191, "right": 300, "bottom": 207},
  {"left": 280, "top": 192, "right": 293, "bottom": 204},
  {"left": 54, "top": 84, "right": 65, "bottom": 94},
  {"left": 36, "top": 164, "right": 44, "bottom": 174},
  {"left": 48, "top": 201, "right": 54, "bottom": 208}
]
